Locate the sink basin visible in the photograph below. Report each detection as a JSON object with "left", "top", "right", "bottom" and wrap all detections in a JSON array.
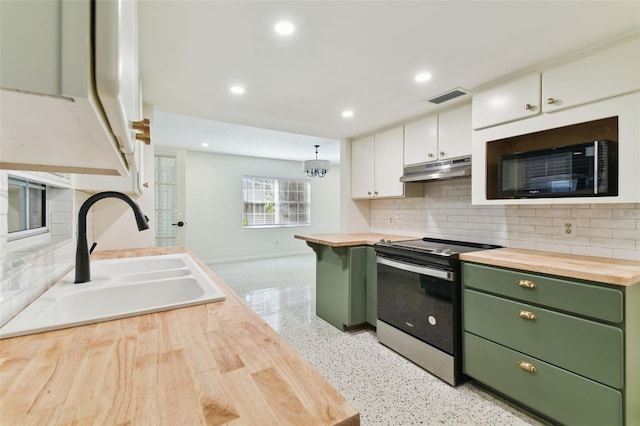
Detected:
[{"left": 0, "top": 254, "right": 226, "bottom": 339}]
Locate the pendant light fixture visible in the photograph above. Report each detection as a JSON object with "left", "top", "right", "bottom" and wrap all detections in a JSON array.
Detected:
[{"left": 303, "top": 145, "right": 330, "bottom": 178}]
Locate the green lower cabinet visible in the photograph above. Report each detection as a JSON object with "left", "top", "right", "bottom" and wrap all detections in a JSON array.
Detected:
[
  {"left": 462, "top": 261, "right": 638, "bottom": 425},
  {"left": 464, "top": 332, "right": 622, "bottom": 426},
  {"left": 464, "top": 289, "right": 623, "bottom": 389},
  {"left": 310, "top": 243, "right": 368, "bottom": 330}
]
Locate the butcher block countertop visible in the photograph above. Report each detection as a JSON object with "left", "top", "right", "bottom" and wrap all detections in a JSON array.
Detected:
[
  {"left": 294, "top": 232, "right": 413, "bottom": 247},
  {"left": 460, "top": 248, "right": 640, "bottom": 287},
  {"left": 0, "top": 246, "right": 359, "bottom": 425}
]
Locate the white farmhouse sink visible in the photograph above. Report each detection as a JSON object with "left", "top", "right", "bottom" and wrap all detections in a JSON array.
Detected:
[{"left": 0, "top": 254, "right": 226, "bottom": 339}]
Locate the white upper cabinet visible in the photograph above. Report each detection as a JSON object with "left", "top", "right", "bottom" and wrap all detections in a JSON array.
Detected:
[
  {"left": 542, "top": 37, "right": 640, "bottom": 113},
  {"left": 438, "top": 103, "right": 472, "bottom": 160},
  {"left": 352, "top": 126, "right": 421, "bottom": 199},
  {"left": 472, "top": 74, "right": 541, "bottom": 130},
  {"left": 0, "top": 0, "right": 143, "bottom": 176},
  {"left": 351, "top": 135, "right": 376, "bottom": 199},
  {"left": 404, "top": 115, "right": 438, "bottom": 166},
  {"left": 373, "top": 126, "right": 405, "bottom": 198},
  {"left": 472, "top": 36, "right": 640, "bottom": 131},
  {"left": 404, "top": 103, "right": 472, "bottom": 166}
]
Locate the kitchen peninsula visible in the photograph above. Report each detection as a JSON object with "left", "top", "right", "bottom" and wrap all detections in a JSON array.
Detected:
[
  {"left": 0, "top": 247, "right": 359, "bottom": 425},
  {"left": 294, "top": 233, "right": 412, "bottom": 330}
]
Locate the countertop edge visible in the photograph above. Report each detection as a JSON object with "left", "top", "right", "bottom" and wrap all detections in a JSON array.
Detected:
[
  {"left": 460, "top": 248, "right": 640, "bottom": 287},
  {"left": 294, "top": 233, "right": 414, "bottom": 247}
]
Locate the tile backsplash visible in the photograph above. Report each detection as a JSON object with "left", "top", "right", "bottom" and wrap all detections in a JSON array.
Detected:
[
  {"left": 370, "top": 178, "right": 640, "bottom": 261},
  {"left": 0, "top": 172, "right": 75, "bottom": 327}
]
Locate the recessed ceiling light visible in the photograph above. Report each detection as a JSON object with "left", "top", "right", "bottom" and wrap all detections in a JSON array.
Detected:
[
  {"left": 414, "top": 72, "right": 432, "bottom": 83},
  {"left": 274, "top": 20, "right": 295, "bottom": 36},
  {"left": 230, "top": 85, "right": 245, "bottom": 95},
  {"left": 202, "top": 142, "right": 209, "bottom": 148},
  {"left": 342, "top": 110, "right": 354, "bottom": 118}
]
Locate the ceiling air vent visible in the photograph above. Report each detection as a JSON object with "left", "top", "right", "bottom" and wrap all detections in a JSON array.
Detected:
[{"left": 425, "top": 87, "right": 470, "bottom": 105}]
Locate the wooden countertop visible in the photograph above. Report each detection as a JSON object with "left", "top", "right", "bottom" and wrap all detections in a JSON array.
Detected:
[
  {"left": 0, "top": 246, "right": 359, "bottom": 425},
  {"left": 460, "top": 248, "right": 640, "bottom": 287},
  {"left": 294, "top": 232, "right": 414, "bottom": 247}
]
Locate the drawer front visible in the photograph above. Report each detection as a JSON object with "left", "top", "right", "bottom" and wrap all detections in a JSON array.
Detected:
[
  {"left": 462, "top": 262, "right": 623, "bottom": 323},
  {"left": 464, "top": 289, "right": 623, "bottom": 389},
  {"left": 464, "top": 332, "right": 622, "bottom": 426}
]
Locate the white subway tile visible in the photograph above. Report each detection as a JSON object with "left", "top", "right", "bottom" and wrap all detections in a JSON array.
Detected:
[
  {"left": 611, "top": 249, "right": 640, "bottom": 261},
  {"left": 590, "top": 219, "right": 636, "bottom": 229},
  {"left": 520, "top": 217, "right": 553, "bottom": 226},
  {"left": 589, "top": 238, "right": 636, "bottom": 250},
  {"left": 612, "top": 208, "right": 640, "bottom": 218},
  {"left": 535, "top": 242, "right": 572, "bottom": 254},
  {"left": 507, "top": 240, "right": 536, "bottom": 250},
  {"left": 507, "top": 209, "right": 536, "bottom": 217},
  {"left": 612, "top": 229, "right": 640, "bottom": 240},
  {"left": 535, "top": 209, "right": 571, "bottom": 218},
  {"left": 577, "top": 228, "right": 612, "bottom": 238},
  {"left": 570, "top": 245, "right": 613, "bottom": 258}
]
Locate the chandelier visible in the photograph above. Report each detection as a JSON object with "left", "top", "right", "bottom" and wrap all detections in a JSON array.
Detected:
[{"left": 303, "top": 145, "right": 330, "bottom": 178}]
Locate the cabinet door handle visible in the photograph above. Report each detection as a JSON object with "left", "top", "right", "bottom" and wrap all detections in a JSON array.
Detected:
[
  {"left": 439, "top": 151, "right": 445, "bottom": 157},
  {"left": 428, "top": 153, "right": 434, "bottom": 158},
  {"left": 517, "top": 279, "right": 536, "bottom": 289},
  {"left": 518, "top": 310, "right": 538, "bottom": 321},
  {"left": 517, "top": 360, "right": 537, "bottom": 373},
  {"left": 546, "top": 97, "right": 557, "bottom": 105},
  {"left": 524, "top": 103, "right": 536, "bottom": 111}
]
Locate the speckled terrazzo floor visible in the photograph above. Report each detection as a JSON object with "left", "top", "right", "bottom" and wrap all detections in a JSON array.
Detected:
[{"left": 208, "top": 254, "right": 548, "bottom": 426}]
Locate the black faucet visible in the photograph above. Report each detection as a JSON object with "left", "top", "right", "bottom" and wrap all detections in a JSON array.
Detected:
[{"left": 75, "top": 191, "right": 150, "bottom": 283}]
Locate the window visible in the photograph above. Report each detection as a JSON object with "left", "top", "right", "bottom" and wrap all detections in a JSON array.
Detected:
[
  {"left": 242, "top": 176, "right": 310, "bottom": 228},
  {"left": 8, "top": 177, "right": 47, "bottom": 237}
]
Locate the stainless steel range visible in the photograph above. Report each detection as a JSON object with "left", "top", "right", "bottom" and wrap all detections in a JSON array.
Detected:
[{"left": 374, "top": 237, "right": 501, "bottom": 386}]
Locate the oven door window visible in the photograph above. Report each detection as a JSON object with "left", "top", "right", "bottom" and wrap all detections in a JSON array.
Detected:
[{"left": 377, "top": 261, "right": 454, "bottom": 354}]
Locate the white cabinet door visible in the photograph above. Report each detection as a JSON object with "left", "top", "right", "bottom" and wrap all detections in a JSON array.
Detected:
[
  {"left": 438, "top": 103, "right": 472, "bottom": 160},
  {"left": 73, "top": 140, "right": 147, "bottom": 196},
  {"left": 472, "top": 74, "right": 541, "bottom": 130},
  {"left": 0, "top": 0, "right": 137, "bottom": 176},
  {"left": 404, "top": 115, "right": 438, "bottom": 166},
  {"left": 351, "top": 135, "right": 375, "bottom": 199},
  {"left": 374, "top": 126, "right": 405, "bottom": 198},
  {"left": 542, "top": 37, "right": 640, "bottom": 113}
]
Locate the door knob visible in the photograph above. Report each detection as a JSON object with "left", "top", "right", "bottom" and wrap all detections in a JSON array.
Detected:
[{"left": 171, "top": 221, "right": 185, "bottom": 227}]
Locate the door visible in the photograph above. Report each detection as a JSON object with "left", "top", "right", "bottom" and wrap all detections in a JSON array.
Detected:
[{"left": 154, "top": 149, "right": 186, "bottom": 246}]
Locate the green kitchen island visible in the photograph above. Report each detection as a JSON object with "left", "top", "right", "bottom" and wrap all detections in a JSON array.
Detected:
[{"left": 294, "top": 233, "right": 412, "bottom": 330}]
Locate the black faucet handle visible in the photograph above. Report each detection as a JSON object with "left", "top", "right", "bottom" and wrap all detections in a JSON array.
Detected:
[{"left": 89, "top": 242, "right": 97, "bottom": 255}]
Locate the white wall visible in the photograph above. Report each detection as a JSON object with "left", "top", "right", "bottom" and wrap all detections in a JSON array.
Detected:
[{"left": 184, "top": 150, "right": 340, "bottom": 263}]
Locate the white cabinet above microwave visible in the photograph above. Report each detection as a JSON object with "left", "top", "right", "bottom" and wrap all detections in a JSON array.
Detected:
[{"left": 0, "top": 0, "right": 144, "bottom": 176}]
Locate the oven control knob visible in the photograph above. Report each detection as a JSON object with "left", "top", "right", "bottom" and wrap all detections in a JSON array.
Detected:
[
  {"left": 434, "top": 248, "right": 442, "bottom": 254},
  {"left": 428, "top": 316, "right": 437, "bottom": 326},
  {"left": 442, "top": 248, "right": 452, "bottom": 255}
]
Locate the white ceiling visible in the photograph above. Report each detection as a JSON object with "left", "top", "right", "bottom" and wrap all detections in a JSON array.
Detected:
[{"left": 138, "top": 1, "right": 640, "bottom": 163}]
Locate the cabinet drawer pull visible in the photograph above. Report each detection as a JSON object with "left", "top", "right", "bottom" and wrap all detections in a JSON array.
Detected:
[
  {"left": 517, "top": 360, "right": 537, "bottom": 373},
  {"left": 517, "top": 279, "right": 536, "bottom": 289},
  {"left": 518, "top": 310, "right": 538, "bottom": 321},
  {"left": 546, "top": 97, "right": 557, "bottom": 105}
]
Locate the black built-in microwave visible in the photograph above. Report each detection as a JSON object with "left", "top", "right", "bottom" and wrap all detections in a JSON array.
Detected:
[{"left": 499, "top": 140, "right": 618, "bottom": 198}]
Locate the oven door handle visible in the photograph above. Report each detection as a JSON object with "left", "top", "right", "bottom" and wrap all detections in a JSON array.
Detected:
[{"left": 377, "top": 256, "right": 453, "bottom": 281}]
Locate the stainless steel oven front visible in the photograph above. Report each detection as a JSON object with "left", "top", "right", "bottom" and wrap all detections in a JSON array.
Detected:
[{"left": 376, "top": 254, "right": 463, "bottom": 385}]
